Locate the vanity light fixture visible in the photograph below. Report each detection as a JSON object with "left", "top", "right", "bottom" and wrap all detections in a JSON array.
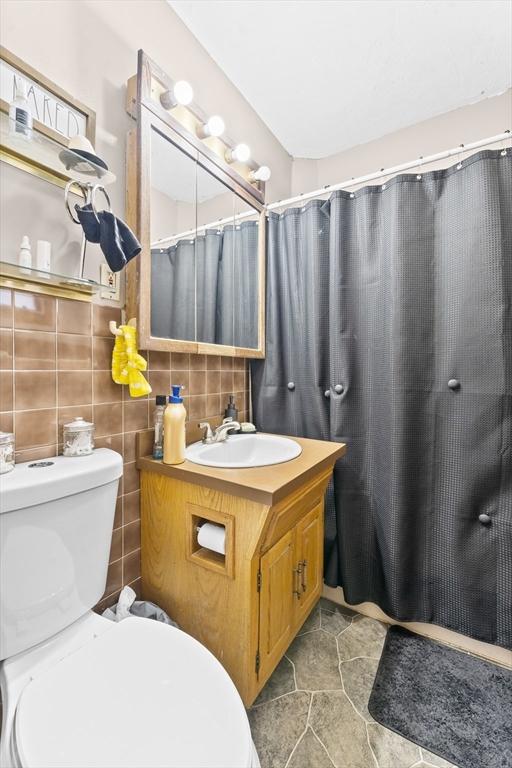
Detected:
[
  {"left": 249, "top": 165, "right": 271, "bottom": 183},
  {"left": 197, "top": 115, "right": 225, "bottom": 139},
  {"left": 160, "top": 80, "right": 195, "bottom": 109},
  {"left": 226, "top": 143, "right": 251, "bottom": 163}
]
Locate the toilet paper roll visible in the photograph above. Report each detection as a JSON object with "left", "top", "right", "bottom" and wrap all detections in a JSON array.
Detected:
[{"left": 197, "top": 522, "right": 226, "bottom": 555}]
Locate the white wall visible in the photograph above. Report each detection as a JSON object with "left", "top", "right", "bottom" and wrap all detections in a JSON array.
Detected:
[{"left": 290, "top": 90, "right": 512, "bottom": 197}]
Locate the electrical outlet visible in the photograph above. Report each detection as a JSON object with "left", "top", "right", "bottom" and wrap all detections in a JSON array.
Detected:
[{"left": 100, "top": 265, "right": 120, "bottom": 301}]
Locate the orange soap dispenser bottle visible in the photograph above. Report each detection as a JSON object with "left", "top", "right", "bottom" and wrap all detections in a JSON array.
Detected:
[{"left": 163, "top": 385, "right": 186, "bottom": 465}]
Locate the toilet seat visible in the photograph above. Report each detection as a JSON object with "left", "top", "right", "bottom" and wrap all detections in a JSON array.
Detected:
[{"left": 14, "top": 617, "right": 254, "bottom": 768}]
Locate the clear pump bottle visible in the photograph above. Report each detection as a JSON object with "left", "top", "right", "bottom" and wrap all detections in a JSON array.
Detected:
[{"left": 153, "top": 395, "right": 166, "bottom": 460}]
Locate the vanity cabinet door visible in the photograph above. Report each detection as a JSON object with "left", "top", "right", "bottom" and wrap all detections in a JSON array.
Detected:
[
  {"left": 258, "top": 529, "right": 296, "bottom": 682},
  {"left": 294, "top": 501, "right": 324, "bottom": 626}
]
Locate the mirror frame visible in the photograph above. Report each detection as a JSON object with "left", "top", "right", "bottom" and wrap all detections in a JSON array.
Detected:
[{"left": 126, "top": 51, "right": 266, "bottom": 358}]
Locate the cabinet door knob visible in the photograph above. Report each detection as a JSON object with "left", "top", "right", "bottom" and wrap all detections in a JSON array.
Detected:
[
  {"left": 324, "top": 389, "right": 331, "bottom": 398},
  {"left": 448, "top": 379, "right": 460, "bottom": 390},
  {"left": 287, "top": 382, "right": 295, "bottom": 391},
  {"left": 334, "top": 384, "right": 344, "bottom": 394},
  {"left": 478, "top": 513, "right": 491, "bottom": 525}
]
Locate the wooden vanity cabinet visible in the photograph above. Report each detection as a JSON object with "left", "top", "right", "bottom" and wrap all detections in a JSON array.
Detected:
[
  {"left": 258, "top": 502, "right": 323, "bottom": 684},
  {"left": 138, "top": 436, "right": 345, "bottom": 706}
]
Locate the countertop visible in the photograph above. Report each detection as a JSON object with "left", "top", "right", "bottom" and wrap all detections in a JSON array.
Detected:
[{"left": 137, "top": 435, "right": 346, "bottom": 506}]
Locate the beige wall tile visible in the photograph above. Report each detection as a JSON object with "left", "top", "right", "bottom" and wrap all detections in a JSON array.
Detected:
[
  {"left": 123, "top": 461, "right": 140, "bottom": 494},
  {"left": 93, "top": 336, "right": 114, "bottom": 370},
  {"left": 148, "top": 350, "right": 171, "bottom": 370},
  {"left": 93, "top": 305, "right": 122, "bottom": 337},
  {"left": 14, "top": 330, "right": 56, "bottom": 370},
  {"left": 123, "top": 549, "right": 141, "bottom": 584},
  {"left": 57, "top": 334, "right": 92, "bottom": 370},
  {"left": 15, "top": 408, "right": 57, "bottom": 448},
  {"left": 123, "top": 400, "right": 149, "bottom": 432},
  {"left": 189, "top": 370, "right": 206, "bottom": 395},
  {"left": 93, "top": 370, "right": 122, "bottom": 403},
  {"left": 206, "top": 370, "right": 220, "bottom": 393},
  {"left": 123, "top": 491, "right": 140, "bottom": 524},
  {"left": 123, "top": 520, "right": 141, "bottom": 556},
  {"left": 57, "top": 299, "right": 91, "bottom": 335},
  {"left": 0, "top": 371, "right": 13, "bottom": 411},
  {"left": 57, "top": 371, "right": 92, "bottom": 407},
  {"left": 0, "top": 288, "right": 13, "bottom": 328},
  {"left": 189, "top": 354, "right": 206, "bottom": 370},
  {"left": 0, "top": 329, "right": 13, "bottom": 369},
  {"left": 93, "top": 402, "right": 122, "bottom": 436},
  {"left": 220, "top": 370, "right": 233, "bottom": 392},
  {"left": 15, "top": 444, "right": 57, "bottom": 463},
  {"left": 171, "top": 352, "right": 189, "bottom": 369},
  {"left": 109, "top": 528, "right": 122, "bottom": 562},
  {"left": 15, "top": 371, "right": 56, "bottom": 410},
  {"left": 14, "top": 291, "right": 56, "bottom": 332},
  {"left": 206, "top": 355, "right": 220, "bottom": 370},
  {"left": 0, "top": 411, "right": 13, "bottom": 433}
]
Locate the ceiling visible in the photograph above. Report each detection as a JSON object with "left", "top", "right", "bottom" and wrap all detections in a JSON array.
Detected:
[{"left": 169, "top": 0, "right": 512, "bottom": 159}]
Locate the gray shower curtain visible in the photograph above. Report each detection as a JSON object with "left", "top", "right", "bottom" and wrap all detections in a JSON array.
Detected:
[
  {"left": 151, "top": 220, "right": 259, "bottom": 347},
  {"left": 252, "top": 149, "right": 512, "bottom": 649}
]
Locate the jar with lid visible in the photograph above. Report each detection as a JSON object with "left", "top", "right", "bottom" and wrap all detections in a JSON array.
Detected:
[
  {"left": 0, "top": 431, "right": 15, "bottom": 474},
  {"left": 63, "top": 417, "right": 95, "bottom": 457}
]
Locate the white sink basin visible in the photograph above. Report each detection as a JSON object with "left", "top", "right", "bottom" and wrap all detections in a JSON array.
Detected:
[{"left": 185, "top": 433, "right": 302, "bottom": 469}]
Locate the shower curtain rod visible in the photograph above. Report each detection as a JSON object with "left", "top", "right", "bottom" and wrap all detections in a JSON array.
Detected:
[{"left": 152, "top": 130, "right": 510, "bottom": 247}]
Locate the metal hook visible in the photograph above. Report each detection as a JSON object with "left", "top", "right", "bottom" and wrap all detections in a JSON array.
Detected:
[
  {"left": 64, "top": 179, "right": 89, "bottom": 224},
  {"left": 90, "top": 184, "right": 112, "bottom": 219}
]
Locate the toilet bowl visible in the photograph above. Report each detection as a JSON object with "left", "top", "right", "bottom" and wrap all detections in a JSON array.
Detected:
[{"left": 0, "top": 450, "right": 260, "bottom": 768}]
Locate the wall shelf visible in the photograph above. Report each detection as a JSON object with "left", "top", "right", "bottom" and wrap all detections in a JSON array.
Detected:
[
  {"left": 0, "top": 111, "right": 115, "bottom": 189},
  {"left": 0, "top": 260, "right": 111, "bottom": 301}
]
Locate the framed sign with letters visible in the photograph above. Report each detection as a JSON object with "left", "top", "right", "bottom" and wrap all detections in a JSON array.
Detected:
[{"left": 0, "top": 46, "right": 96, "bottom": 186}]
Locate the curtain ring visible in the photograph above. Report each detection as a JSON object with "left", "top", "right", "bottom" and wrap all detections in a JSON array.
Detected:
[
  {"left": 64, "top": 179, "right": 89, "bottom": 224},
  {"left": 416, "top": 156, "right": 423, "bottom": 181},
  {"left": 456, "top": 144, "right": 465, "bottom": 170}
]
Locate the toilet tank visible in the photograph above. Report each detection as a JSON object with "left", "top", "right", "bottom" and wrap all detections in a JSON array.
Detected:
[{"left": 0, "top": 449, "right": 123, "bottom": 660}]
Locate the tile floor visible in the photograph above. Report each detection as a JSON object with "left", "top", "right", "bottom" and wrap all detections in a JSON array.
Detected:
[{"left": 248, "top": 598, "right": 458, "bottom": 768}]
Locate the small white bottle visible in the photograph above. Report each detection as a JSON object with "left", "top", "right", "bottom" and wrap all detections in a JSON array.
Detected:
[
  {"left": 18, "top": 235, "right": 32, "bottom": 271},
  {"left": 36, "top": 240, "right": 51, "bottom": 272},
  {"left": 9, "top": 79, "right": 33, "bottom": 139}
]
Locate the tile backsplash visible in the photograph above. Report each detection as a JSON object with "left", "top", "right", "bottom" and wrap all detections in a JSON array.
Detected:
[{"left": 0, "top": 287, "right": 249, "bottom": 611}]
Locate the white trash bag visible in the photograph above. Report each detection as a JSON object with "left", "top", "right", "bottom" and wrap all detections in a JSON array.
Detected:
[{"left": 102, "top": 585, "right": 178, "bottom": 627}]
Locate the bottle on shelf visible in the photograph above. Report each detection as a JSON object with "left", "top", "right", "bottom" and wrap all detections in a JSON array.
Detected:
[
  {"left": 153, "top": 395, "right": 166, "bottom": 460},
  {"left": 9, "top": 79, "right": 33, "bottom": 139},
  {"left": 163, "top": 385, "right": 186, "bottom": 465},
  {"left": 18, "top": 235, "right": 32, "bottom": 270}
]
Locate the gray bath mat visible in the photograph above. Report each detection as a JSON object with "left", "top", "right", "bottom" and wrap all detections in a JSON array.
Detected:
[{"left": 368, "top": 625, "right": 512, "bottom": 768}]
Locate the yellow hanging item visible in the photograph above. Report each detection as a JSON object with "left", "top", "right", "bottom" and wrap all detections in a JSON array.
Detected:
[{"left": 112, "top": 324, "right": 152, "bottom": 398}]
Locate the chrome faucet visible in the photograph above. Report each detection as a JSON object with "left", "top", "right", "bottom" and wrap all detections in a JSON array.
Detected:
[{"left": 199, "top": 417, "right": 241, "bottom": 444}]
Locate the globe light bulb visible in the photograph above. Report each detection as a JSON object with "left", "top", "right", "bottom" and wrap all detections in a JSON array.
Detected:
[
  {"left": 173, "top": 80, "right": 194, "bottom": 106},
  {"left": 233, "top": 143, "right": 251, "bottom": 162},
  {"left": 206, "top": 115, "right": 225, "bottom": 137},
  {"left": 250, "top": 165, "right": 271, "bottom": 182}
]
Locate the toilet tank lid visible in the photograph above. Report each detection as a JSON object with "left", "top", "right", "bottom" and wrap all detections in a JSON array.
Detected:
[{"left": 0, "top": 449, "right": 123, "bottom": 514}]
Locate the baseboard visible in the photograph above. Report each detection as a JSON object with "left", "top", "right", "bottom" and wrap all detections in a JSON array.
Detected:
[{"left": 322, "top": 584, "right": 512, "bottom": 669}]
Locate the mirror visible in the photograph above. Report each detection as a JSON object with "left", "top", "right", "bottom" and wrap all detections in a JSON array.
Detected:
[{"left": 148, "top": 124, "right": 262, "bottom": 353}]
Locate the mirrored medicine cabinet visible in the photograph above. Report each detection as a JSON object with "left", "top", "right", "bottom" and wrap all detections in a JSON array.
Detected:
[{"left": 125, "top": 51, "right": 266, "bottom": 357}]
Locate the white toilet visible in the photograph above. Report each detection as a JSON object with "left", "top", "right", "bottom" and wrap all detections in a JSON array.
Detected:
[{"left": 0, "top": 448, "right": 260, "bottom": 768}]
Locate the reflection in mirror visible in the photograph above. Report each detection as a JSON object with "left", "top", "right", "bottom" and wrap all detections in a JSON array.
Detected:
[
  {"left": 148, "top": 125, "right": 261, "bottom": 350},
  {"left": 150, "top": 127, "right": 196, "bottom": 341},
  {"left": 195, "top": 162, "right": 234, "bottom": 345}
]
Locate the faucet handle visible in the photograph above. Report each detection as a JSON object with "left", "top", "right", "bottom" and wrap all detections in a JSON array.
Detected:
[
  {"left": 198, "top": 422, "right": 214, "bottom": 443},
  {"left": 222, "top": 417, "right": 234, "bottom": 424}
]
